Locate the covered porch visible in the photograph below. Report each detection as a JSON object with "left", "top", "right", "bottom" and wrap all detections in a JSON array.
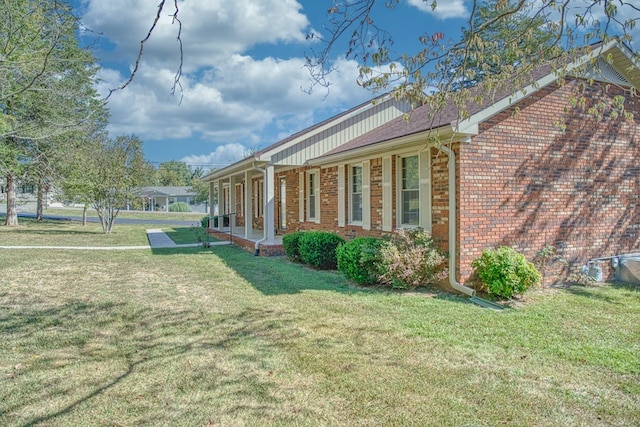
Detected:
[{"left": 206, "top": 224, "right": 285, "bottom": 256}]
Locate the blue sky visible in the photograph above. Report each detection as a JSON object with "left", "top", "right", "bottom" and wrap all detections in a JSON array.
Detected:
[
  {"left": 73, "top": 0, "right": 471, "bottom": 170},
  {"left": 73, "top": 0, "right": 638, "bottom": 171}
]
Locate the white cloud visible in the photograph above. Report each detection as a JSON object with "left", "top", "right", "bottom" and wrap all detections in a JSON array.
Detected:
[
  {"left": 100, "top": 55, "right": 368, "bottom": 146},
  {"left": 83, "top": 0, "right": 310, "bottom": 71},
  {"left": 181, "top": 143, "right": 248, "bottom": 168},
  {"left": 407, "top": 0, "right": 468, "bottom": 19},
  {"left": 82, "top": 0, "right": 380, "bottom": 166}
]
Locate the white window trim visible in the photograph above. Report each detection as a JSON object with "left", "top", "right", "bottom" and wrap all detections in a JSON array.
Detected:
[
  {"left": 306, "top": 169, "right": 320, "bottom": 223},
  {"left": 349, "top": 163, "right": 363, "bottom": 225},
  {"left": 396, "top": 154, "right": 420, "bottom": 228}
]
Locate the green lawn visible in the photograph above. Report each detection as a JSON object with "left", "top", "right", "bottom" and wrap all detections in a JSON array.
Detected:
[
  {"left": 0, "top": 220, "right": 638, "bottom": 426},
  {"left": 39, "top": 206, "right": 206, "bottom": 222}
]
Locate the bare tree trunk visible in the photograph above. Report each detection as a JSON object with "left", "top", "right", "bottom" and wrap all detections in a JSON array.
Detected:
[
  {"left": 36, "top": 179, "right": 44, "bottom": 221},
  {"left": 5, "top": 173, "right": 18, "bottom": 226},
  {"left": 82, "top": 204, "right": 88, "bottom": 226}
]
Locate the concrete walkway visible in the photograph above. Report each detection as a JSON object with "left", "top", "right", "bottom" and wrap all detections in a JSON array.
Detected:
[
  {"left": 146, "top": 229, "right": 200, "bottom": 249},
  {"left": 0, "top": 229, "right": 225, "bottom": 251},
  {"left": 145, "top": 229, "right": 229, "bottom": 249}
]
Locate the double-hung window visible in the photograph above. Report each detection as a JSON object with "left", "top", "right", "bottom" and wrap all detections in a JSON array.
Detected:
[
  {"left": 307, "top": 171, "right": 319, "bottom": 221},
  {"left": 350, "top": 165, "right": 363, "bottom": 223},
  {"left": 401, "top": 155, "right": 419, "bottom": 225}
]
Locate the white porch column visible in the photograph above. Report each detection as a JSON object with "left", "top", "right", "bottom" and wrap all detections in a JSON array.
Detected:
[
  {"left": 265, "top": 164, "right": 275, "bottom": 244},
  {"left": 216, "top": 179, "right": 224, "bottom": 231},
  {"left": 244, "top": 170, "right": 253, "bottom": 239},
  {"left": 209, "top": 181, "right": 215, "bottom": 220},
  {"left": 229, "top": 175, "right": 237, "bottom": 228}
]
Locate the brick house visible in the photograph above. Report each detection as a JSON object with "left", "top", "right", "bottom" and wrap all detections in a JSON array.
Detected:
[{"left": 204, "top": 39, "right": 640, "bottom": 290}]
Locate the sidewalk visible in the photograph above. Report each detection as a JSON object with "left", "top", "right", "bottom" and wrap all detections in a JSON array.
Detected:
[
  {"left": 146, "top": 229, "right": 200, "bottom": 249},
  {"left": 146, "top": 229, "right": 229, "bottom": 249},
  {"left": 0, "top": 230, "right": 218, "bottom": 251}
]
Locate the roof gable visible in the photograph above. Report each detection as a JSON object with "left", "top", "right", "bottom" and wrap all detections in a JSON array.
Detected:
[{"left": 205, "top": 93, "right": 412, "bottom": 180}]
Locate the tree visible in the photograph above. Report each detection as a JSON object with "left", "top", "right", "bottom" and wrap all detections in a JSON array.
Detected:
[
  {"left": 157, "top": 160, "right": 192, "bottom": 186},
  {"left": 117, "top": 1, "right": 639, "bottom": 130},
  {"left": 304, "top": 0, "right": 639, "bottom": 119},
  {"left": 452, "top": 0, "right": 561, "bottom": 90},
  {"left": 1, "top": 0, "right": 103, "bottom": 226},
  {"left": 61, "top": 134, "right": 154, "bottom": 234}
]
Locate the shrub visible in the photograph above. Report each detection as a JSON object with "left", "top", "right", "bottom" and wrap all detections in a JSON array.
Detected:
[
  {"left": 378, "top": 228, "right": 448, "bottom": 289},
  {"left": 282, "top": 232, "right": 305, "bottom": 262},
  {"left": 298, "top": 231, "right": 345, "bottom": 270},
  {"left": 337, "top": 237, "right": 383, "bottom": 285},
  {"left": 472, "top": 246, "right": 541, "bottom": 299},
  {"left": 168, "top": 202, "right": 191, "bottom": 212},
  {"left": 200, "top": 216, "right": 210, "bottom": 228}
]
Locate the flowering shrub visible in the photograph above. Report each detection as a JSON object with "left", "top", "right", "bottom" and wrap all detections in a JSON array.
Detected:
[{"left": 378, "top": 228, "right": 448, "bottom": 289}]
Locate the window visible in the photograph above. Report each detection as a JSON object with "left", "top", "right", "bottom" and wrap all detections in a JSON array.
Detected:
[
  {"left": 222, "top": 185, "right": 230, "bottom": 215},
  {"left": 307, "top": 170, "right": 319, "bottom": 221},
  {"left": 350, "top": 165, "right": 363, "bottom": 223},
  {"left": 401, "top": 155, "right": 419, "bottom": 225}
]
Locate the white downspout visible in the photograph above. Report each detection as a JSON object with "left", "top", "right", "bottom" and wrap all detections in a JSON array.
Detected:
[
  {"left": 440, "top": 144, "right": 476, "bottom": 296},
  {"left": 252, "top": 162, "right": 267, "bottom": 255}
]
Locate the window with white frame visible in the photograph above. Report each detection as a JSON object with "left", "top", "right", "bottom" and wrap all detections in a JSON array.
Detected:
[
  {"left": 400, "top": 155, "right": 419, "bottom": 225},
  {"left": 222, "top": 185, "right": 230, "bottom": 215},
  {"left": 350, "top": 165, "right": 363, "bottom": 223},
  {"left": 307, "top": 170, "right": 319, "bottom": 221}
]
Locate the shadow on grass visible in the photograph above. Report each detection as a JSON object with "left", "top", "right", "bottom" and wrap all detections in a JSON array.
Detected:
[
  {"left": 561, "top": 281, "right": 640, "bottom": 304},
  {"left": 1, "top": 298, "right": 307, "bottom": 426},
  {"left": 150, "top": 243, "right": 370, "bottom": 296}
]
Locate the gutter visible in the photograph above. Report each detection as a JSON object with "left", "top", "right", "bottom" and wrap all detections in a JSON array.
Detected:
[{"left": 439, "top": 144, "right": 476, "bottom": 297}]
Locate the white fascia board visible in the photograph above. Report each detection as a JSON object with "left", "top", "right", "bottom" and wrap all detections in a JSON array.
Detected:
[
  {"left": 255, "top": 95, "right": 393, "bottom": 162},
  {"left": 308, "top": 126, "right": 467, "bottom": 166},
  {"left": 454, "top": 71, "right": 560, "bottom": 132},
  {"left": 202, "top": 157, "right": 263, "bottom": 182}
]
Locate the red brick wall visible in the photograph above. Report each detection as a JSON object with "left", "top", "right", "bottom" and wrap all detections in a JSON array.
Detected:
[
  {"left": 234, "top": 181, "right": 245, "bottom": 228},
  {"left": 459, "top": 80, "right": 640, "bottom": 284}
]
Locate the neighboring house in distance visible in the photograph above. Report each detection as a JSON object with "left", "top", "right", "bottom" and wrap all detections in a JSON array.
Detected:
[
  {"left": 136, "top": 186, "right": 205, "bottom": 212},
  {"left": 204, "top": 39, "right": 640, "bottom": 289}
]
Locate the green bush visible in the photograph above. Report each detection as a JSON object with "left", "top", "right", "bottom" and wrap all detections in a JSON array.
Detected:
[
  {"left": 298, "top": 231, "right": 345, "bottom": 270},
  {"left": 168, "top": 202, "right": 191, "bottom": 212},
  {"left": 471, "top": 246, "right": 541, "bottom": 299},
  {"left": 200, "top": 216, "right": 210, "bottom": 228},
  {"left": 282, "top": 231, "right": 305, "bottom": 262},
  {"left": 337, "top": 237, "right": 383, "bottom": 285},
  {"left": 378, "top": 228, "right": 448, "bottom": 289}
]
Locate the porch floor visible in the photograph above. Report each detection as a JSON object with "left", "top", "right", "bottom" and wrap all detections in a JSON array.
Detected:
[{"left": 206, "top": 227, "right": 285, "bottom": 256}]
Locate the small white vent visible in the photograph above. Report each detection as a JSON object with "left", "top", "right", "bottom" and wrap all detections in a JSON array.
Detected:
[{"left": 583, "top": 58, "right": 631, "bottom": 86}]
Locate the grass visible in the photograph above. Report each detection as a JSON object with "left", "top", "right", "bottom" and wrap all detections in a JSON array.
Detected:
[
  {"left": 0, "top": 220, "right": 639, "bottom": 426},
  {"left": 38, "top": 206, "right": 206, "bottom": 222}
]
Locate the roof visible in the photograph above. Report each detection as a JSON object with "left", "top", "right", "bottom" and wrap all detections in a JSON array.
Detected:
[
  {"left": 138, "top": 186, "right": 197, "bottom": 197},
  {"left": 202, "top": 92, "right": 396, "bottom": 181},
  {"left": 312, "top": 39, "right": 640, "bottom": 162}
]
